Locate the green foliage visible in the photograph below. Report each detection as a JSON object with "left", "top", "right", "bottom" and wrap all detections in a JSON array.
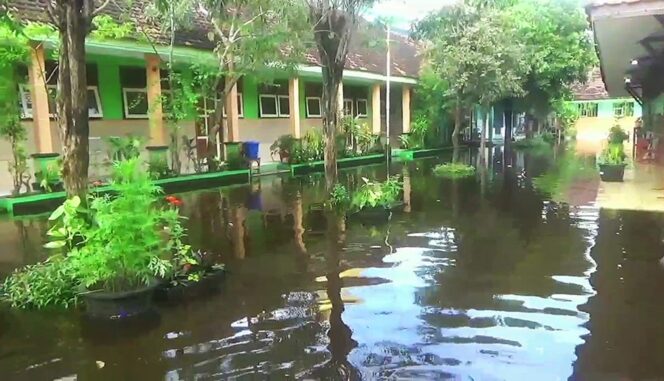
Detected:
[
  {"left": 148, "top": 155, "right": 174, "bottom": 179},
  {"left": 508, "top": 0, "right": 595, "bottom": 118},
  {"left": 607, "top": 124, "right": 629, "bottom": 145},
  {"left": 0, "top": 256, "right": 78, "bottom": 309},
  {"left": 398, "top": 133, "right": 412, "bottom": 149},
  {"left": 105, "top": 135, "right": 144, "bottom": 162},
  {"left": 341, "top": 116, "right": 379, "bottom": 156},
  {"left": 90, "top": 15, "right": 135, "bottom": 40},
  {"left": 412, "top": 65, "right": 453, "bottom": 146},
  {"left": 270, "top": 134, "right": 298, "bottom": 162},
  {"left": 351, "top": 177, "right": 402, "bottom": 210},
  {"left": 512, "top": 135, "right": 552, "bottom": 150},
  {"left": 292, "top": 130, "right": 325, "bottom": 164},
  {"left": 555, "top": 101, "right": 580, "bottom": 139},
  {"left": 599, "top": 143, "right": 626, "bottom": 165},
  {"left": 416, "top": 2, "right": 527, "bottom": 110},
  {"left": 38, "top": 161, "right": 61, "bottom": 193},
  {"left": 433, "top": 163, "right": 476, "bottom": 178},
  {"left": 327, "top": 183, "right": 351, "bottom": 211}
]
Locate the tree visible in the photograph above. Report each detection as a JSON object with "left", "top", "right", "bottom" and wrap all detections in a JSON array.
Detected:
[
  {"left": 44, "top": 0, "right": 115, "bottom": 198},
  {"left": 415, "top": 2, "right": 526, "bottom": 157},
  {"left": 507, "top": 0, "right": 595, "bottom": 138},
  {"left": 306, "top": 0, "right": 375, "bottom": 192},
  {"left": 195, "top": 0, "right": 309, "bottom": 171}
]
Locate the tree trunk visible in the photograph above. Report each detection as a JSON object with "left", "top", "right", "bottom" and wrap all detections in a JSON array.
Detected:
[
  {"left": 320, "top": 66, "right": 343, "bottom": 193},
  {"left": 504, "top": 108, "right": 513, "bottom": 146},
  {"left": 480, "top": 109, "right": 488, "bottom": 152},
  {"left": 452, "top": 100, "right": 462, "bottom": 163},
  {"left": 525, "top": 114, "right": 534, "bottom": 139},
  {"left": 57, "top": 2, "right": 90, "bottom": 199}
]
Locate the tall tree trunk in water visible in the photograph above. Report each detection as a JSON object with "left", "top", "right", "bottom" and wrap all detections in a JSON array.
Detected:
[
  {"left": 320, "top": 68, "right": 343, "bottom": 192},
  {"left": 56, "top": 2, "right": 91, "bottom": 199},
  {"left": 525, "top": 114, "right": 534, "bottom": 139},
  {"left": 452, "top": 98, "right": 462, "bottom": 163},
  {"left": 479, "top": 109, "right": 488, "bottom": 165}
]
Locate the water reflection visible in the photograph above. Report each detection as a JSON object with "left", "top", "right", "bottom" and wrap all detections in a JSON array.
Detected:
[{"left": 1, "top": 147, "right": 664, "bottom": 379}]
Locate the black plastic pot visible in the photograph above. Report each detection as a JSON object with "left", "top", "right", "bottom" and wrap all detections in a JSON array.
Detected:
[
  {"left": 80, "top": 280, "right": 158, "bottom": 320},
  {"left": 599, "top": 163, "right": 626, "bottom": 182},
  {"left": 154, "top": 268, "right": 226, "bottom": 303}
]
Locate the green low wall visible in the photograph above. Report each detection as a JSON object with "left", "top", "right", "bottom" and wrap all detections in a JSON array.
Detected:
[
  {"left": 288, "top": 154, "right": 385, "bottom": 176},
  {"left": 0, "top": 169, "right": 251, "bottom": 216}
]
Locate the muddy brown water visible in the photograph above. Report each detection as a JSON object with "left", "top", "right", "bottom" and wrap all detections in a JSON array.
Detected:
[{"left": 1, "top": 148, "right": 664, "bottom": 380}]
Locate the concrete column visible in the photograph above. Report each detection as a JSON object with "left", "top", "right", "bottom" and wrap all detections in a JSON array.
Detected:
[
  {"left": 402, "top": 85, "right": 411, "bottom": 133},
  {"left": 371, "top": 84, "right": 381, "bottom": 134},
  {"left": 289, "top": 77, "right": 301, "bottom": 138},
  {"left": 226, "top": 83, "right": 240, "bottom": 142},
  {"left": 28, "top": 44, "right": 53, "bottom": 153},
  {"left": 145, "top": 54, "right": 166, "bottom": 145}
]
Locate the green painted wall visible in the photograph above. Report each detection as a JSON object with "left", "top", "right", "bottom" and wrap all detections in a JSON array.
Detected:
[
  {"left": 87, "top": 54, "right": 145, "bottom": 121},
  {"left": 243, "top": 76, "right": 259, "bottom": 119}
]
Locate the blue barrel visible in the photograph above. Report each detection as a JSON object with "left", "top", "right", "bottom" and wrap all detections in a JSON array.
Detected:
[{"left": 244, "top": 141, "right": 260, "bottom": 160}]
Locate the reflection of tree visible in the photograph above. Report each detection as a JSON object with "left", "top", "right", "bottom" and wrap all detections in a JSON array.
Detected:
[{"left": 313, "top": 213, "right": 359, "bottom": 380}]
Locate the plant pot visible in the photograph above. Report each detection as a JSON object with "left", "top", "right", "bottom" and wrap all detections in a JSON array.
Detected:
[
  {"left": 599, "top": 163, "right": 626, "bottom": 182},
  {"left": 80, "top": 279, "right": 159, "bottom": 320},
  {"left": 154, "top": 268, "right": 226, "bottom": 303}
]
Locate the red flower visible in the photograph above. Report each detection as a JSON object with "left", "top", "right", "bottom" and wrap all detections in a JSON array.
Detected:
[{"left": 165, "top": 195, "right": 183, "bottom": 207}]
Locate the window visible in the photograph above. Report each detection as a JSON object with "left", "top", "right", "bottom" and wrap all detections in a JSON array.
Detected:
[
  {"left": 577, "top": 102, "right": 598, "bottom": 117},
  {"left": 259, "top": 80, "right": 289, "bottom": 118},
  {"left": 356, "top": 99, "right": 368, "bottom": 117},
  {"left": 613, "top": 101, "right": 634, "bottom": 117},
  {"left": 86, "top": 87, "right": 103, "bottom": 118},
  {"left": 259, "top": 95, "right": 279, "bottom": 117},
  {"left": 18, "top": 84, "right": 32, "bottom": 119},
  {"left": 306, "top": 97, "right": 322, "bottom": 118},
  {"left": 343, "top": 99, "right": 353, "bottom": 116},
  {"left": 278, "top": 95, "right": 290, "bottom": 117},
  {"left": 19, "top": 84, "right": 102, "bottom": 118},
  {"left": 123, "top": 88, "right": 149, "bottom": 118}
]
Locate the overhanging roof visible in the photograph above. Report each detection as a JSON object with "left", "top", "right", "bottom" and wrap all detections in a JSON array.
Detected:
[{"left": 587, "top": 0, "right": 664, "bottom": 97}]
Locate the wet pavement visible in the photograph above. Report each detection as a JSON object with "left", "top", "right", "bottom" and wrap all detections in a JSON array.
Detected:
[{"left": 1, "top": 147, "right": 664, "bottom": 380}]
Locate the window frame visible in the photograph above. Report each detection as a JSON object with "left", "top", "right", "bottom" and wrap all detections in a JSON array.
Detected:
[
  {"left": 222, "top": 93, "right": 245, "bottom": 118},
  {"left": 577, "top": 102, "right": 598, "bottom": 118},
  {"left": 343, "top": 98, "right": 353, "bottom": 117},
  {"left": 306, "top": 96, "right": 322, "bottom": 118},
  {"left": 277, "top": 95, "right": 290, "bottom": 118},
  {"left": 18, "top": 84, "right": 33, "bottom": 119},
  {"left": 356, "top": 98, "right": 368, "bottom": 118},
  {"left": 20, "top": 84, "right": 103, "bottom": 119},
  {"left": 259, "top": 94, "right": 279, "bottom": 118},
  {"left": 122, "top": 87, "right": 149, "bottom": 119},
  {"left": 613, "top": 101, "right": 634, "bottom": 118}
]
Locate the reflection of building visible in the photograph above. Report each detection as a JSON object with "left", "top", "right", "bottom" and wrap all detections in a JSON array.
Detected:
[{"left": 570, "top": 68, "right": 642, "bottom": 153}]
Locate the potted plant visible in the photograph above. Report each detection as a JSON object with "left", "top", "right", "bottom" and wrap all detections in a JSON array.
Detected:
[
  {"left": 44, "top": 159, "right": 189, "bottom": 319},
  {"left": 598, "top": 143, "right": 627, "bottom": 182},
  {"left": 270, "top": 134, "right": 296, "bottom": 163},
  {"left": 350, "top": 177, "right": 403, "bottom": 220},
  {"left": 598, "top": 124, "right": 629, "bottom": 182},
  {"left": 154, "top": 249, "right": 226, "bottom": 303}
]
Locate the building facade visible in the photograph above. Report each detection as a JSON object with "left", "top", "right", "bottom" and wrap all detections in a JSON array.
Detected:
[{"left": 1, "top": 0, "right": 419, "bottom": 192}]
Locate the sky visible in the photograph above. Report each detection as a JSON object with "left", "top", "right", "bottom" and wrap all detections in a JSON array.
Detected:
[{"left": 367, "top": 0, "right": 457, "bottom": 31}]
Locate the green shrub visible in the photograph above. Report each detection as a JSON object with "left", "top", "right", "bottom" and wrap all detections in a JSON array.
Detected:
[
  {"left": 327, "top": 183, "right": 350, "bottom": 211},
  {"left": 104, "top": 135, "right": 144, "bottom": 162},
  {"left": 351, "top": 177, "right": 402, "bottom": 210},
  {"left": 607, "top": 124, "right": 629, "bottom": 145},
  {"left": 1, "top": 255, "right": 78, "bottom": 309},
  {"left": 599, "top": 143, "right": 626, "bottom": 165},
  {"left": 433, "top": 163, "right": 476, "bottom": 178},
  {"left": 512, "top": 135, "right": 551, "bottom": 150}
]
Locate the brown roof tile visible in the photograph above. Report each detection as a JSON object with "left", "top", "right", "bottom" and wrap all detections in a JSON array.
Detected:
[
  {"left": 572, "top": 67, "right": 610, "bottom": 100},
  {"left": 8, "top": 0, "right": 420, "bottom": 78}
]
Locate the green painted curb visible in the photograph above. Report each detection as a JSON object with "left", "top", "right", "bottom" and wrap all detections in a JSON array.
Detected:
[{"left": 287, "top": 154, "right": 385, "bottom": 176}]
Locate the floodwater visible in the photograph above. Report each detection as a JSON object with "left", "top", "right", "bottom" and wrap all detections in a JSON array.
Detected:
[{"left": 2, "top": 147, "right": 664, "bottom": 380}]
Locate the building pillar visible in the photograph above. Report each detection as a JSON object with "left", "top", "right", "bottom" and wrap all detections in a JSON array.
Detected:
[
  {"left": 28, "top": 44, "right": 53, "bottom": 153},
  {"left": 372, "top": 83, "right": 381, "bottom": 134},
  {"left": 289, "top": 77, "right": 301, "bottom": 138},
  {"left": 226, "top": 82, "right": 240, "bottom": 142},
  {"left": 402, "top": 85, "right": 411, "bottom": 133},
  {"left": 145, "top": 53, "right": 166, "bottom": 146}
]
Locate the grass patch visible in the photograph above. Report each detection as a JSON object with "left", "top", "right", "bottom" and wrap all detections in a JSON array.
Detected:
[{"left": 433, "top": 163, "right": 476, "bottom": 178}]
